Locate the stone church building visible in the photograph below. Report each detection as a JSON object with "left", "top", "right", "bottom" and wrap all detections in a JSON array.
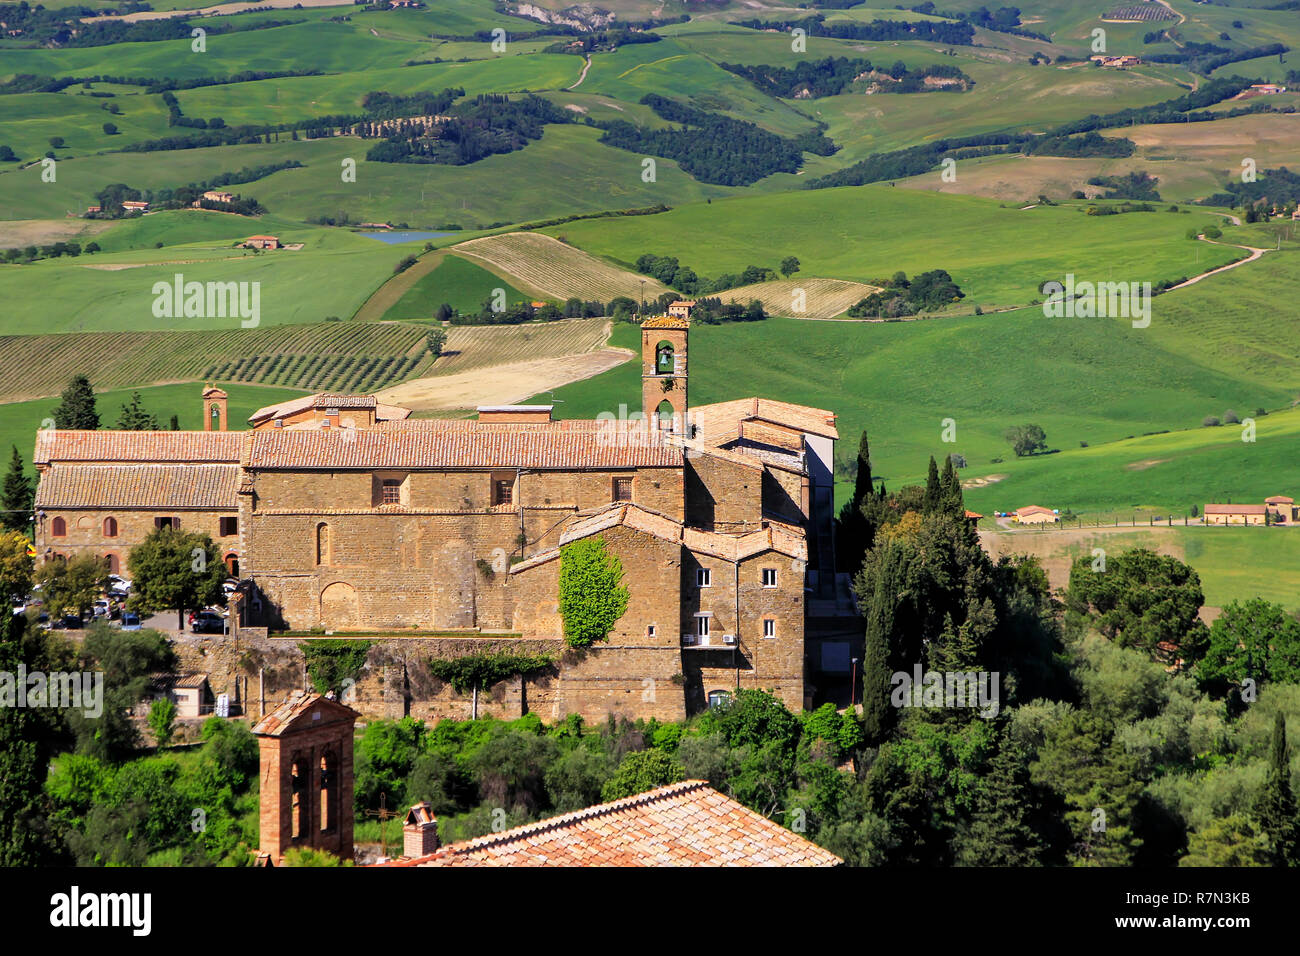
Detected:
[{"left": 31, "top": 309, "right": 842, "bottom": 720}]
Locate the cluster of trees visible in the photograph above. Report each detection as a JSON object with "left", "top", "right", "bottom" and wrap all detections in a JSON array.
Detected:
[
  {"left": 2, "top": 241, "right": 99, "bottom": 264},
  {"left": 720, "top": 56, "right": 971, "bottom": 99},
  {"left": 599, "top": 94, "right": 836, "bottom": 187},
  {"left": 359, "top": 87, "right": 463, "bottom": 121},
  {"left": 846, "top": 270, "right": 964, "bottom": 317},
  {"left": 1146, "top": 42, "right": 1288, "bottom": 75},
  {"left": 0, "top": 69, "right": 320, "bottom": 96},
  {"left": 734, "top": 14, "right": 976, "bottom": 46},
  {"left": 1028, "top": 131, "right": 1135, "bottom": 158},
  {"left": 634, "top": 252, "right": 797, "bottom": 295},
  {"left": 828, "top": 431, "right": 1300, "bottom": 866},
  {"left": 1004, "top": 423, "right": 1049, "bottom": 457},
  {"left": 542, "top": 27, "right": 662, "bottom": 54},
  {"left": 1087, "top": 171, "right": 1162, "bottom": 201},
  {"left": 364, "top": 94, "right": 571, "bottom": 166},
  {"left": 1203, "top": 166, "right": 1300, "bottom": 211}
]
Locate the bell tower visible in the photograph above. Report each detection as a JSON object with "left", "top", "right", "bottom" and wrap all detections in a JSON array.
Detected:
[
  {"left": 641, "top": 308, "right": 690, "bottom": 432},
  {"left": 202, "top": 385, "right": 228, "bottom": 432}
]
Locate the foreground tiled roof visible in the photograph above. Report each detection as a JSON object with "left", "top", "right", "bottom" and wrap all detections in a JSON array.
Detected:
[
  {"left": 379, "top": 780, "right": 842, "bottom": 867},
  {"left": 35, "top": 464, "right": 240, "bottom": 510},
  {"left": 691, "top": 398, "right": 839, "bottom": 443},
  {"left": 510, "top": 503, "right": 806, "bottom": 573},
  {"left": 34, "top": 430, "right": 243, "bottom": 465},
  {"left": 245, "top": 420, "right": 682, "bottom": 470},
  {"left": 251, "top": 691, "right": 359, "bottom": 737}
]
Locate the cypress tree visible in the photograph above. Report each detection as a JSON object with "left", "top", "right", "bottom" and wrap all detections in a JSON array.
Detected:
[
  {"left": 852, "top": 431, "right": 874, "bottom": 503},
  {"left": 1255, "top": 712, "right": 1299, "bottom": 866},
  {"left": 923, "top": 456, "right": 941, "bottom": 513},
  {"left": 955, "top": 732, "right": 1044, "bottom": 866},
  {"left": 939, "top": 455, "right": 964, "bottom": 515},
  {"left": 1, "top": 446, "right": 33, "bottom": 533},
  {"left": 52, "top": 374, "right": 98, "bottom": 430},
  {"left": 169, "top": 414, "right": 180, "bottom": 431},
  {"left": 861, "top": 541, "right": 911, "bottom": 743},
  {"left": 115, "top": 391, "right": 159, "bottom": 431}
]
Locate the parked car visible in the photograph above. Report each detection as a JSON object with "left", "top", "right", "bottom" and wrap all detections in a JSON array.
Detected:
[
  {"left": 119, "top": 613, "right": 142, "bottom": 631},
  {"left": 191, "top": 611, "right": 225, "bottom": 634}
]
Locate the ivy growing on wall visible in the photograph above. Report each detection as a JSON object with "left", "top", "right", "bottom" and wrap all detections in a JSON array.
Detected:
[
  {"left": 427, "top": 652, "right": 555, "bottom": 694},
  {"left": 299, "top": 639, "right": 373, "bottom": 694},
  {"left": 558, "top": 536, "right": 629, "bottom": 648}
]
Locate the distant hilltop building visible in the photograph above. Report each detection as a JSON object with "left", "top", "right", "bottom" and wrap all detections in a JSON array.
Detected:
[
  {"left": 29, "top": 302, "right": 852, "bottom": 721},
  {"left": 1090, "top": 54, "right": 1141, "bottom": 67},
  {"left": 1013, "top": 505, "right": 1058, "bottom": 525},
  {"left": 193, "top": 190, "right": 235, "bottom": 208},
  {"left": 243, "top": 235, "right": 281, "bottom": 249}
]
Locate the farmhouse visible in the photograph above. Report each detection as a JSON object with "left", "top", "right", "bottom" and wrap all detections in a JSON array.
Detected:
[
  {"left": 243, "top": 235, "right": 281, "bottom": 249},
  {"left": 1090, "top": 55, "right": 1141, "bottom": 68},
  {"left": 1013, "top": 505, "right": 1058, "bottom": 525},
  {"left": 30, "top": 306, "right": 846, "bottom": 722},
  {"left": 193, "top": 190, "right": 235, "bottom": 208},
  {"left": 85, "top": 205, "right": 100, "bottom": 215},
  {"left": 1204, "top": 496, "right": 1298, "bottom": 525},
  {"left": 1203, "top": 503, "right": 1267, "bottom": 525},
  {"left": 121, "top": 200, "right": 150, "bottom": 213}
]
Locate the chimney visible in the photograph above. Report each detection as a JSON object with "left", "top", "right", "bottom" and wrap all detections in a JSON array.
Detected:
[{"left": 403, "top": 803, "right": 440, "bottom": 858}]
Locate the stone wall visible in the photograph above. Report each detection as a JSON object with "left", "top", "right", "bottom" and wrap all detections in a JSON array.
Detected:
[{"left": 36, "top": 507, "right": 239, "bottom": 573}]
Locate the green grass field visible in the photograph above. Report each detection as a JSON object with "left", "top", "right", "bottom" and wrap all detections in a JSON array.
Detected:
[
  {"left": 379, "top": 254, "right": 525, "bottom": 320},
  {"left": 544, "top": 186, "right": 1243, "bottom": 307}
]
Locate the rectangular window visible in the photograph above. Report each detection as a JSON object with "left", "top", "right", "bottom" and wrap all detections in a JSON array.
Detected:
[
  {"left": 647, "top": 624, "right": 656, "bottom": 638},
  {"left": 381, "top": 480, "right": 401, "bottom": 504},
  {"left": 762, "top": 567, "right": 777, "bottom": 588},
  {"left": 612, "top": 477, "right": 633, "bottom": 502},
  {"left": 695, "top": 615, "right": 710, "bottom": 639},
  {"left": 696, "top": 568, "right": 711, "bottom": 588},
  {"left": 492, "top": 477, "right": 515, "bottom": 506},
  {"left": 763, "top": 619, "right": 776, "bottom": 638},
  {"left": 155, "top": 516, "right": 175, "bottom": 530},
  {"left": 219, "top": 516, "right": 238, "bottom": 537}
]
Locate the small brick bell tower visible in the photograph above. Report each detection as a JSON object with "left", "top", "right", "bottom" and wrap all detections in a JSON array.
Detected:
[
  {"left": 641, "top": 309, "right": 690, "bottom": 433},
  {"left": 253, "top": 691, "right": 359, "bottom": 864},
  {"left": 202, "top": 385, "right": 228, "bottom": 432}
]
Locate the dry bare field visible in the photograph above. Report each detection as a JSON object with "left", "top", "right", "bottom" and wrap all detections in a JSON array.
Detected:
[
  {"left": 715, "top": 277, "right": 881, "bottom": 319},
  {"left": 452, "top": 232, "right": 672, "bottom": 302}
]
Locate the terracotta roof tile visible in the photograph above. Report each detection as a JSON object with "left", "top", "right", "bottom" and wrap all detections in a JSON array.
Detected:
[
  {"left": 251, "top": 691, "right": 359, "bottom": 737},
  {"left": 34, "top": 430, "right": 243, "bottom": 465},
  {"left": 1205, "top": 503, "right": 1268, "bottom": 514},
  {"left": 248, "top": 393, "right": 378, "bottom": 424},
  {"left": 245, "top": 420, "right": 682, "bottom": 470},
  {"left": 35, "top": 464, "right": 240, "bottom": 510},
  {"left": 640, "top": 315, "right": 690, "bottom": 330},
  {"left": 378, "top": 780, "right": 840, "bottom": 867},
  {"left": 690, "top": 398, "right": 838, "bottom": 442}
]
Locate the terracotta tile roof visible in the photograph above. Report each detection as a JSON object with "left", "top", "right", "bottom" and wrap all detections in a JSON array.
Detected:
[
  {"left": 1014, "top": 505, "right": 1055, "bottom": 516},
  {"left": 1205, "top": 503, "right": 1268, "bottom": 514},
  {"left": 691, "top": 398, "right": 839, "bottom": 442},
  {"left": 34, "top": 430, "right": 243, "bottom": 465},
  {"left": 245, "top": 420, "right": 682, "bottom": 470},
  {"left": 375, "top": 403, "right": 413, "bottom": 422},
  {"left": 202, "top": 386, "right": 228, "bottom": 399},
  {"left": 251, "top": 691, "right": 359, "bottom": 737},
  {"left": 378, "top": 780, "right": 841, "bottom": 867},
  {"left": 248, "top": 393, "right": 379, "bottom": 424},
  {"left": 1265, "top": 496, "right": 1294, "bottom": 504},
  {"left": 35, "top": 464, "right": 240, "bottom": 510},
  {"left": 173, "top": 673, "right": 210, "bottom": 689},
  {"left": 640, "top": 315, "right": 690, "bottom": 330},
  {"left": 509, "top": 504, "right": 806, "bottom": 573}
]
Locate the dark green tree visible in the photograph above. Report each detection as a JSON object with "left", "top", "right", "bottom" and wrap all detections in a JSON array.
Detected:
[
  {"left": 1197, "top": 598, "right": 1300, "bottom": 699},
  {"left": 955, "top": 732, "right": 1045, "bottom": 866},
  {"left": 1, "top": 446, "right": 34, "bottom": 533},
  {"left": 126, "top": 527, "right": 226, "bottom": 629},
  {"left": 600, "top": 749, "right": 685, "bottom": 801},
  {"left": 115, "top": 391, "right": 159, "bottom": 431},
  {"left": 780, "top": 255, "right": 800, "bottom": 278},
  {"left": 923, "top": 456, "right": 941, "bottom": 513},
  {"left": 52, "top": 375, "right": 99, "bottom": 430},
  {"left": 1254, "top": 712, "right": 1299, "bottom": 867}
]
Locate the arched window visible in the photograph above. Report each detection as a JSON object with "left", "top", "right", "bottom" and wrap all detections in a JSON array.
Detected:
[
  {"left": 225, "top": 553, "right": 239, "bottom": 577},
  {"left": 319, "top": 750, "right": 338, "bottom": 834},
  {"left": 104, "top": 553, "right": 119, "bottom": 574},
  {"left": 210, "top": 403, "right": 221, "bottom": 428},
  {"left": 291, "top": 755, "right": 309, "bottom": 840},
  {"left": 655, "top": 340, "right": 675, "bottom": 375},
  {"left": 316, "top": 523, "right": 331, "bottom": 565},
  {"left": 103, "top": 517, "right": 118, "bottom": 537},
  {"left": 656, "top": 400, "right": 676, "bottom": 432},
  {"left": 51, "top": 517, "right": 66, "bottom": 537},
  {"left": 707, "top": 690, "right": 731, "bottom": 710}
]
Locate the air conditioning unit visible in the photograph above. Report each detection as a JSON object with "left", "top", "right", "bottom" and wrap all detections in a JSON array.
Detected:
[
  {"left": 722, "top": 634, "right": 737, "bottom": 646},
  {"left": 681, "top": 634, "right": 697, "bottom": 646}
]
